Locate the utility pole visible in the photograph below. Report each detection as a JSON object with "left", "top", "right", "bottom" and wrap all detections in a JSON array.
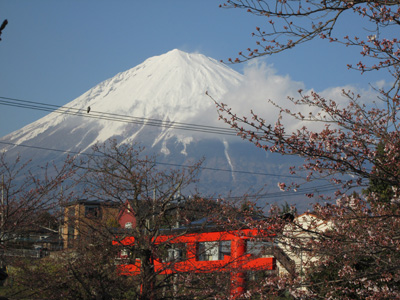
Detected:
[
  {"left": 1, "top": 175, "right": 4, "bottom": 269},
  {"left": 173, "top": 190, "right": 183, "bottom": 297},
  {"left": 1, "top": 175, "right": 4, "bottom": 243},
  {"left": 59, "top": 186, "right": 62, "bottom": 250},
  {"left": 175, "top": 190, "right": 183, "bottom": 229}
]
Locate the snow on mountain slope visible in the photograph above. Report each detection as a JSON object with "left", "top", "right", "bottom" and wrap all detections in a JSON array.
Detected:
[
  {"left": 2, "top": 49, "right": 242, "bottom": 153},
  {"left": 0, "top": 49, "right": 304, "bottom": 204}
]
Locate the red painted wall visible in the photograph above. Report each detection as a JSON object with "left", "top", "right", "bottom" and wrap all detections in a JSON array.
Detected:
[{"left": 118, "top": 202, "right": 137, "bottom": 229}]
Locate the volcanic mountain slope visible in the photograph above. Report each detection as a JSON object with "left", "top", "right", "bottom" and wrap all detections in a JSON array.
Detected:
[{"left": 0, "top": 49, "right": 297, "bottom": 202}]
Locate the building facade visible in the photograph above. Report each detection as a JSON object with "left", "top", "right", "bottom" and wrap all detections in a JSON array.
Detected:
[{"left": 62, "top": 200, "right": 120, "bottom": 249}]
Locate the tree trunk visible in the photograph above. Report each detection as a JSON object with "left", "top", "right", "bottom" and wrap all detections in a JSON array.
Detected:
[{"left": 140, "top": 248, "right": 156, "bottom": 300}]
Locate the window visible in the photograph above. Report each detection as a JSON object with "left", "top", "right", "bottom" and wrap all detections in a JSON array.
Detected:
[
  {"left": 161, "top": 244, "right": 186, "bottom": 262},
  {"left": 85, "top": 205, "right": 101, "bottom": 218},
  {"left": 197, "top": 241, "right": 231, "bottom": 261},
  {"left": 219, "top": 240, "right": 231, "bottom": 259},
  {"left": 68, "top": 207, "right": 75, "bottom": 217},
  {"left": 198, "top": 241, "right": 219, "bottom": 261},
  {"left": 125, "top": 222, "right": 133, "bottom": 229},
  {"left": 167, "top": 248, "right": 183, "bottom": 261},
  {"left": 121, "top": 248, "right": 130, "bottom": 258},
  {"left": 67, "top": 225, "right": 75, "bottom": 248},
  {"left": 247, "top": 240, "right": 273, "bottom": 257}
]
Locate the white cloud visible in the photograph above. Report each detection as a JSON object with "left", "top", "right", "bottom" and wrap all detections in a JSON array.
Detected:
[{"left": 219, "top": 60, "right": 383, "bottom": 135}]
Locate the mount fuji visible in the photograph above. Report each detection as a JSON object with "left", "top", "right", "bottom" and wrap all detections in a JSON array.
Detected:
[{"left": 0, "top": 49, "right": 299, "bottom": 206}]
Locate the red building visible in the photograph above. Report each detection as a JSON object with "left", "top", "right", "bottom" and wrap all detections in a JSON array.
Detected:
[
  {"left": 114, "top": 227, "right": 276, "bottom": 298},
  {"left": 117, "top": 201, "right": 137, "bottom": 229}
]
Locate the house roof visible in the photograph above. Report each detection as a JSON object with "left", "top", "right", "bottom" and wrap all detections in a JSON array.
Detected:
[{"left": 62, "top": 199, "right": 121, "bottom": 207}]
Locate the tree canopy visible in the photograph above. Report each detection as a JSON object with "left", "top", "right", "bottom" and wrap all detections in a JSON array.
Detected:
[{"left": 214, "top": 0, "right": 400, "bottom": 298}]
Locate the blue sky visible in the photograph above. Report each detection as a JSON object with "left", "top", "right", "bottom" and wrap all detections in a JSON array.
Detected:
[{"left": 0, "top": 0, "right": 390, "bottom": 137}]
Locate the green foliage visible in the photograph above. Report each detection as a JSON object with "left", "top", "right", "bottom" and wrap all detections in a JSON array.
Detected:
[
  {"left": 363, "top": 143, "right": 394, "bottom": 204},
  {"left": 10, "top": 233, "right": 135, "bottom": 300},
  {"left": 105, "top": 216, "right": 120, "bottom": 229},
  {"left": 280, "top": 202, "right": 297, "bottom": 215},
  {"left": 306, "top": 247, "right": 400, "bottom": 300}
]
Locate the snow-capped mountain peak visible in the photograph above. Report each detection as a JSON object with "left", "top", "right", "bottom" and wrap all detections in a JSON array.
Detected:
[
  {"left": 2, "top": 49, "right": 243, "bottom": 152},
  {"left": 1, "top": 50, "right": 297, "bottom": 202}
]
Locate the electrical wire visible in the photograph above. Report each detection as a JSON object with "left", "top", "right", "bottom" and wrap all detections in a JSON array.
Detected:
[
  {"left": 0, "top": 96, "right": 358, "bottom": 200},
  {"left": 221, "top": 184, "right": 341, "bottom": 201},
  {"left": 0, "top": 140, "right": 300, "bottom": 178},
  {"left": 0, "top": 141, "right": 354, "bottom": 202},
  {"left": 0, "top": 96, "right": 309, "bottom": 179},
  {"left": 0, "top": 96, "right": 240, "bottom": 136}
]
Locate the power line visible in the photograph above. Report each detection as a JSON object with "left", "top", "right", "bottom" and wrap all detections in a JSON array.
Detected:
[
  {"left": 0, "top": 141, "right": 344, "bottom": 201},
  {"left": 0, "top": 140, "right": 83, "bottom": 156},
  {"left": 0, "top": 96, "right": 240, "bottom": 136},
  {"left": 0, "top": 97, "right": 309, "bottom": 181},
  {"left": 223, "top": 184, "right": 341, "bottom": 201},
  {"left": 0, "top": 140, "right": 356, "bottom": 199},
  {"left": 0, "top": 140, "right": 300, "bottom": 178},
  {"left": 0, "top": 142, "right": 351, "bottom": 202},
  {"left": 0, "top": 97, "right": 352, "bottom": 200}
]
